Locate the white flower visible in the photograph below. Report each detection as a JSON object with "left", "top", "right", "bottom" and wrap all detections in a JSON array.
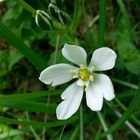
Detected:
[{"left": 39, "top": 44, "right": 117, "bottom": 120}]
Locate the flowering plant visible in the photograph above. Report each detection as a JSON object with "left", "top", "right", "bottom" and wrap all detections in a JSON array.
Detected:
[{"left": 39, "top": 44, "right": 117, "bottom": 120}]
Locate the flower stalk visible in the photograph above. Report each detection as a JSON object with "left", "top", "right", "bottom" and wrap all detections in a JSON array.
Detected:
[
  {"left": 15, "top": 0, "right": 36, "bottom": 16},
  {"left": 80, "top": 104, "right": 84, "bottom": 140},
  {"left": 97, "top": 112, "right": 113, "bottom": 140}
]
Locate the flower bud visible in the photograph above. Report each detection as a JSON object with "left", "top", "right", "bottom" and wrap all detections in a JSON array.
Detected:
[
  {"left": 48, "top": 3, "right": 69, "bottom": 24},
  {"left": 35, "top": 10, "right": 52, "bottom": 30}
]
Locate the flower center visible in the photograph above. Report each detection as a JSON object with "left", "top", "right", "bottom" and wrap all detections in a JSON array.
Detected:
[{"left": 78, "top": 69, "right": 90, "bottom": 81}]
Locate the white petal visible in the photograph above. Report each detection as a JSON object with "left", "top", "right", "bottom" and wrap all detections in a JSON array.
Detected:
[
  {"left": 56, "top": 83, "right": 83, "bottom": 120},
  {"left": 62, "top": 43, "right": 87, "bottom": 66},
  {"left": 61, "top": 81, "right": 80, "bottom": 99},
  {"left": 76, "top": 79, "right": 84, "bottom": 87},
  {"left": 89, "top": 47, "right": 117, "bottom": 71},
  {"left": 94, "top": 74, "right": 115, "bottom": 101},
  {"left": 86, "top": 82, "right": 103, "bottom": 111},
  {"left": 76, "top": 79, "right": 89, "bottom": 87},
  {"left": 39, "top": 64, "right": 77, "bottom": 86}
]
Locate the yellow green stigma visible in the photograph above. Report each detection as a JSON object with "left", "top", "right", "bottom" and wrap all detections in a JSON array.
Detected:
[{"left": 78, "top": 69, "right": 90, "bottom": 81}]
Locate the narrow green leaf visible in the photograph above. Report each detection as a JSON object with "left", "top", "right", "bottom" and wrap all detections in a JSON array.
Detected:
[
  {"left": 15, "top": 0, "right": 36, "bottom": 15},
  {"left": 0, "top": 90, "right": 60, "bottom": 100},
  {"left": 101, "top": 88, "right": 140, "bottom": 137},
  {"left": 0, "top": 99, "right": 56, "bottom": 113},
  {"left": 0, "top": 22, "right": 47, "bottom": 71},
  {"left": 0, "top": 116, "right": 78, "bottom": 128},
  {"left": 97, "top": 0, "right": 106, "bottom": 47},
  {"left": 0, "top": 129, "right": 24, "bottom": 139},
  {"left": 70, "top": 0, "right": 82, "bottom": 32},
  {"left": 117, "top": 0, "right": 131, "bottom": 31},
  {"left": 70, "top": 126, "right": 79, "bottom": 140},
  {"left": 8, "top": 50, "right": 24, "bottom": 70},
  {"left": 94, "top": 128, "right": 102, "bottom": 140},
  {"left": 82, "top": 1, "right": 97, "bottom": 49}
]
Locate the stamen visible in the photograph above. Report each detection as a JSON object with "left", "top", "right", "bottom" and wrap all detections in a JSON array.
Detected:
[
  {"left": 80, "top": 64, "right": 86, "bottom": 69},
  {"left": 90, "top": 75, "right": 94, "bottom": 81},
  {"left": 91, "top": 66, "right": 95, "bottom": 70},
  {"left": 76, "top": 79, "right": 85, "bottom": 87},
  {"left": 88, "top": 66, "right": 95, "bottom": 72},
  {"left": 73, "top": 75, "right": 78, "bottom": 78}
]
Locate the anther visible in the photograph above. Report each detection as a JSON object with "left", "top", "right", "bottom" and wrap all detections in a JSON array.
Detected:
[
  {"left": 73, "top": 75, "right": 78, "bottom": 78},
  {"left": 90, "top": 75, "right": 94, "bottom": 81},
  {"left": 80, "top": 64, "right": 86, "bottom": 69}
]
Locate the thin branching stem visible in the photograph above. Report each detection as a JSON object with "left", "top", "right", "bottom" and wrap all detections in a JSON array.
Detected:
[
  {"left": 97, "top": 112, "right": 113, "bottom": 140},
  {"left": 112, "top": 78, "right": 139, "bottom": 90},
  {"left": 80, "top": 104, "right": 84, "bottom": 140},
  {"left": 25, "top": 112, "right": 41, "bottom": 140},
  {"left": 115, "top": 98, "right": 140, "bottom": 125},
  {"left": 58, "top": 125, "right": 66, "bottom": 140},
  {"left": 54, "top": 34, "right": 60, "bottom": 64},
  {"left": 115, "top": 110, "right": 140, "bottom": 138},
  {"left": 15, "top": 0, "right": 36, "bottom": 16},
  {"left": 41, "top": 33, "right": 60, "bottom": 139}
]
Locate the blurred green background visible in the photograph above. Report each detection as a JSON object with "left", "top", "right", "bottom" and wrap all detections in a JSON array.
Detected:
[{"left": 0, "top": 0, "right": 140, "bottom": 139}]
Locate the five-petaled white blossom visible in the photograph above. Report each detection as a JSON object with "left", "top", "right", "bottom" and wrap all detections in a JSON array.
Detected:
[{"left": 39, "top": 44, "right": 117, "bottom": 120}]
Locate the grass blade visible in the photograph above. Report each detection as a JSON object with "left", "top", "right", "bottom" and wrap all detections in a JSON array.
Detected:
[
  {"left": 70, "top": 0, "right": 82, "bottom": 32},
  {"left": 0, "top": 99, "right": 56, "bottom": 113},
  {"left": 97, "top": 0, "right": 106, "bottom": 47},
  {"left": 0, "top": 116, "right": 78, "bottom": 128},
  {"left": 0, "top": 22, "right": 47, "bottom": 71},
  {"left": 117, "top": 0, "right": 131, "bottom": 31},
  {"left": 101, "top": 87, "right": 140, "bottom": 137},
  {"left": 0, "top": 90, "right": 60, "bottom": 100}
]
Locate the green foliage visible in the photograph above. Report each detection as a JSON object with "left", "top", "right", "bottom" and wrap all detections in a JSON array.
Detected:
[{"left": 0, "top": 0, "right": 140, "bottom": 139}]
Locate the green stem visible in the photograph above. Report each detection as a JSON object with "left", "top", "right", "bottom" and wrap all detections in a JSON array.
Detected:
[
  {"left": 97, "top": 112, "right": 113, "bottom": 140},
  {"left": 117, "top": 0, "right": 131, "bottom": 31},
  {"left": 82, "top": 0, "right": 96, "bottom": 49},
  {"left": 115, "top": 98, "right": 140, "bottom": 125},
  {"left": 15, "top": 0, "right": 36, "bottom": 16},
  {"left": 25, "top": 112, "right": 41, "bottom": 140},
  {"left": 58, "top": 125, "right": 66, "bottom": 140},
  {"left": 98, "top": 0, "right": 106, "bottom": 47},
  {"left": 112, "top": 78, "right": 138, "bottom": 90},
  {"left": 115, "top": 110, "right": 140, "bottom": 138},
  {"left": 80, "top": 105, "right": 84, "bottom": 140},
  {"left": 70, "top": 0, "right": 82, "bottom": 32},
  {"left": 53, "top": 33, "right": 60, "bottom": 64}
]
